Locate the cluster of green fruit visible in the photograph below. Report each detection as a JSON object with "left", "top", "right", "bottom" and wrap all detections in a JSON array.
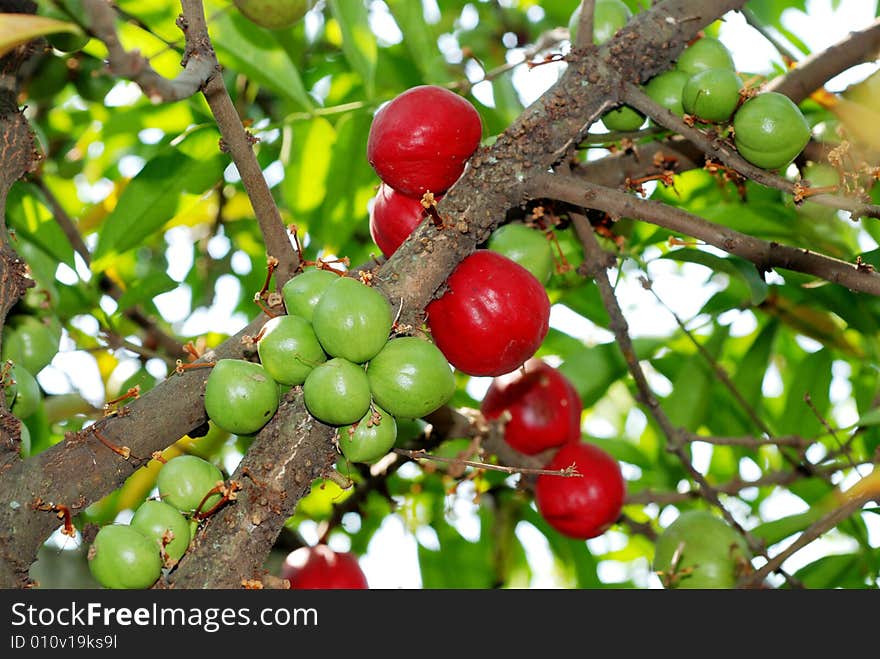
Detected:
[
  {"left": 204, "top": 268, "right": 455, "bottom": 465},
  {"left": 87, "top": 455, "right": 224, "bottom": 589},
  {"left": 570, "top": 1, "right": 811, "bottom": 171}
]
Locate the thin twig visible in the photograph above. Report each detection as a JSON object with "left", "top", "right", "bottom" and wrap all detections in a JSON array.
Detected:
[{"left": 393, "top": 448, "right": 579, "bottom": 478}]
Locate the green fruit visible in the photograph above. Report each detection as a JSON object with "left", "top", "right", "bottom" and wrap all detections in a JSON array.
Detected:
[
  {"left": 653, "top": 510, "right": 752, "bottom": 589},
  {"left": 568, "top": 0, "right": 632, "bottom": 46},
  {"left": 366, "top": 337, "right": 455, "bottom": 419},
  {"left": 157, "top": 455, "right": 225, "bottom": 515},
  {"left": 339, "top": 405, "right": 398, "bottom": 464},
  {"left": 233, "top": 0, "right": 312, "bottom": 30},
  {"left": 87, "top": 524, "right": 163, "bottom": 589},
  {"left": 303, "top": 358, "right": 371, "bottom": 426},
  {"left": 602, "top": 105, "right": 645, "bottom": 132},
  {"left": 488, "top": 223, "right": 554, "bottom": 284},
  {"left": 733, "top": 92, "right": 811, "bottom": 170},
  {"left": 8, "top": 364, "right": 41, "bottom": 419},
  {"left": 204, "top": 359, "right": 280, "bottom": 435},
  {"left": 256, "top": 315, "right": 327, "bottom": 386},
  {"left": 282, "top": 269, "right": 338, "bottom": 322},
  {"left": 644, "top": 70, "right": 688, "bottom": 116},
  {"left": 130, "top": 500, "right": 192, "bottom": 563},
  {"left": 681, "top": 68, "right": 742, "bottom": 122},
  {"left": 2, "top": 316, "right": 61, "bottom": 374},
  {"left": 311, "top": 277, "right": 392, "bottom": 364},
  {"left": 18, "top": 422, "right": 31, "bottom": 458},
  {"left": 676, "top": 36, "right": 735, "bottom": 75},
  {"left": 799, "top": 163, "right": 841, "bottom": 220}
]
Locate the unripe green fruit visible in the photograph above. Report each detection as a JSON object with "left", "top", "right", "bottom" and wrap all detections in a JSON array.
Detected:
[
  {"left": 602, "top": 105, "right": 646, "bottom": 132},
  {"left": 18, "top": 422, "right": 31, "bottom": 458},
  {"left": 130, "top": 500, "right": 192, "bottom": 563},
  {"left": 339, "top": 405, "right": 397, "bottom": 464},
  {"left": 644, "top": 70, "right": 689, "bottom": 116},
  {"left": 2, "top": 316, "right": 61, "bottom": 374},
  {"left": 8, "top": 364, "right": 41, "bottom": 419},
  {"left": 157, "top": 455, "right": 225, "bottom": 515},
  {"left": 733, "top": 92, "right": 811, "bottom": 170},
  {"left": 366, "top": 337, "right": 455, "bottom": 419},
  {"left": 568, "top": 0, "right": 632, "bottom": 46},
  {"left": 653, "top": 510, "right": 752, "bottom": 589},
  {"left": 311, "top": 277, "right": 392, "bottom": 364},
  {"left": 488, "top": 223, "right": 554, "bottom": 284},
  {"left": 233, "top": 0, "right": 312, "bottom": 30},
  {"left": 88, "top": 524, "right": 163, "bottom": 590},
  {"left": 303, "top": 358, "right": 371, "bottom": 426},
  {"left": 682, "top": 68, "right": 743, "bottom": 122},
  {"left": 676, "top": 36, "right": 735, "bottom": 75},
  {"left": 256, "top": 315, "right": 327, "bottom": 386},
  {"left": 282, "top": 269, "right": 338, "bottom": 322},
  {"left": 204, "top": 359, "right": 280, "bottom": 435}
]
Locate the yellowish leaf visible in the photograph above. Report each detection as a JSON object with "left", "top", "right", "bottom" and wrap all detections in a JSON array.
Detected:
[{"left": 0, "top": 13, "right": 81, "bottom": 58}]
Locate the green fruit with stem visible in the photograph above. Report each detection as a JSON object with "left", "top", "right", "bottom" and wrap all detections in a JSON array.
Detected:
[
  {"left": 568, "top": 0, "right": 632, "bottom": 46},
  {"left": 303, "top": 358, "right": 371, "bottom": 426},
  {"left": 488, "top": 222, "right": 554, "bottom": 284},
  {"left": 644, "top": 70, "right": 689, "bottom": 116},
  {"left": 282, "top": 269, "right": 338, "bottom": 322},
  {"left": 130, "top": 500, "right": 192, "bottom": 563},
  {"left": 157, "top": 455, "right": 225, "bottom": 515},
  {"left": 339, "top": 405, "right": 398, "bottom": 464},
  {"left": 602, "top": 105, "right": 645, "bottom": 132},
  {"left": 87, "top": 524, "right": 163, "bottom": 589},
  {"left": 257, "top": 315, "right": 327, "bottom": 386},
  {"left": 682, "top": 68, "right": 743, "bottom": 122},
  {"left": 8, "top": 364, "right": 41, "bottom": 419},
  {"left": 733, "top": 92, "right": 811, "bottom": 170},
  {"left": 2, "top": 315, "right": 61, "bottom": 375},
  {"left": 204, "top": 359, "right": 280, "bottom": 435},
  {"left": 233, "top": 0, "right": 312, "bottom": 30},
  {"left": 653, "top": 510, "right": 752, "bottom": 589},
  {"left": 676, "top": 36, "right": 735, "bottom": 75},
  {"left": 366, "top": 337, "right": 455, "bottom": 419},
  {"left": 311, "top": 277, "right": 392, "bottom": 364}
]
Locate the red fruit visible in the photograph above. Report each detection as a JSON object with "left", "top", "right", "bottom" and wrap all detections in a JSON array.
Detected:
[
  {"left": 369, "top": 183, "right": 441, "bottom": 257},
  {"left": 366, "top": 85, "right": 482, "bottom": 198},
  {"left": 427, "top": 251, "right": 550, "bottom": 377},
  {"left": 280, "top": 545, "right": 368, "bottom": 589},
  {"left": 535, "top": 442, "right": 625, "bottom": 540},
  {"left": 481, "top": 359, "right": 582, "bottom": 455}
]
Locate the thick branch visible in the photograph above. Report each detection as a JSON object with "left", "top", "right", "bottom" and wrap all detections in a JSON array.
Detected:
[
  {"left": 165, "top": 391, "right": 337, "bottom": 589},
  {"left": 766, "top": 17, "right": 880, "bottom": 104},
  {"left": 529, "top": 173, "right": 880, "bottom": 296}
]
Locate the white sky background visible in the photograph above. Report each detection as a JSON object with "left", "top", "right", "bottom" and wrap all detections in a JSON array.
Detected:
[{"left": 41, "top": 0, "right": 880, "bottom": 588}]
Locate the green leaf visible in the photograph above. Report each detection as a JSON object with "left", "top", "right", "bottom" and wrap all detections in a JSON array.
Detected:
[
  {"left": 852, "top": 406, "right": 880, "bottom": 428},
  {"left": 586, "top": 437, "right": 653, "bottom": 468},
  {"left": 328, "top": 0, "right": 377, "bottom": 99},
  {"left": 751, "top": 507, "right": 826, "bottom": 547},
  {"left": 6, "top": 182, "right": 75, "bottom": 268},
  {"left": 92, "top": 127, "right": 225, "bottom": 270},
  {"left": 793, "top": 553, "right": 871, "bottom": 589},
  {"left": 779, "top": 348, "right": 833, "bottom": 439},
  {"left": 282, "top": 117, "right": 337, "bottom": 217},
  {"left": 732, "top": 319, "right": 779, "bottom": 412},
  {"left": 0, "top": 14, "right": 81, "bottom": 58},
  {"left": 210, "top": 10, "right": 313, "bottom": 110},
  {"left": 662, "top": 248, "right": 768, "bottom": 306},
  {"left": 115, "top": 272, "right": 177, "bottom": 309},
  {"left": 384, "top": 0, "right": 447, "bottom": 85}
]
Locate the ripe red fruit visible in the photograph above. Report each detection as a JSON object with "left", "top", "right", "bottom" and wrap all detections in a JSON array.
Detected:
[
  {"left": 281, "top": 545, "right": 368, "bottom": 589},
  {"left": 369, "top": 183, "right": 440, "bottom": 258},
  {"left": 366, "top": 85, "right": 482, "bottom": 198},
  {"left": 426, "top": 251, "right": 550, "bottom": 377},
  {"left": 481, "top": 359, "right": 582, "bottom": 455},
  {"left": 535, "top": 441, "right": 625, "bottom": 540}
]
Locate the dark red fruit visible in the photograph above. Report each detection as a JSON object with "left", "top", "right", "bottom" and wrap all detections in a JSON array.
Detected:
[
  {"left": 426, "top": 251, "right": 550, "bottom": 377},
  {"left": 366, "top": 85, "right": 482, "bottom": 198},
  {"left": 281, "top": 545, "right": 368, "bottom": 589},
  {"left": 369, "top": 183, "right": 440, "bottom": 257},
  {"left": 481, "top": 358, "right": 582, "bottom": 455},
  {"left": 535, "top": 441, "right": 625, "bottom": 540}
]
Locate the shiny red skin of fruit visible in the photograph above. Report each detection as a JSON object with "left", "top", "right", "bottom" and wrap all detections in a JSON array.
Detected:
[
  {"left": 281, "top": 545, "right": 368, "bottom": 590},
  {"left": 426, "top": 251, "right": 550, "bottom": 377},
  {"left": 535, "top": 442, "right": 625, "bottom": 540},
  {"left": 481, "top": 359, "right": 582, "bottom": 455},
  {"left": 367, "top": 85, "right": 482, "bottom": 198},
  {"left": 369, "top": 183, "right": 440, "bottom": 257}
]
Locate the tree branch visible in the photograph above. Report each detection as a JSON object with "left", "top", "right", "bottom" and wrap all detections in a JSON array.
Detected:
[{"left": 528, "top": 172, "right": 880, "bottom": 296}]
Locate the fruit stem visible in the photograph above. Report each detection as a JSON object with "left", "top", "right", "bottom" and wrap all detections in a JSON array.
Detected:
[{"left": 420, "top": 191, "right": 445, "bottom": 229}]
